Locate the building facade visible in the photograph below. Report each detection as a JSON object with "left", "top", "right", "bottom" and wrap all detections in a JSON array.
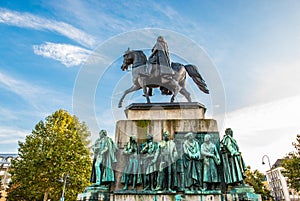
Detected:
[
  {"left": 0, "top": 154, "right": 18, "bottom": 189},
  {"left": 266, "top": 160, "right": 300, "bottom": 201}
]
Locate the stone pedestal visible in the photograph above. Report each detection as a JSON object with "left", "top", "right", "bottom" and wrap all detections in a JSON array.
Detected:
[
  {"left": 77, "top": 186, "right": 110, "bottom": 201},
  {"left": 78, "top": 102, "right": 261, "bottom": 201},
  {"left": 125, "top": 102, "right": 206, "bottom": 120},
  {"left": 116, "top": 102, "right": 217, "bottom": 147},
  {"left": 112, "top": 102, "right": 219, "bottom": 192},
  {"left": 226, "top": 185, "right": 262, "bottom": 201},
  {"left": 111, "top": 191, "right": 222, "bottom": 201},
  {"left": 115, "top": 118, "right": 218, "bottom": 147}
]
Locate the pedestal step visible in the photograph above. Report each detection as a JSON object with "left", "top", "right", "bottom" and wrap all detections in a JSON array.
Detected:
[{"left": 125, "top": 102, "right": 206, "bottom": 120}]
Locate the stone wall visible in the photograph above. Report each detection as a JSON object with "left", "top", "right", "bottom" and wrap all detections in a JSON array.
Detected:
[{"left": 115, "top": 119, "right": 218, "bottom": 148}]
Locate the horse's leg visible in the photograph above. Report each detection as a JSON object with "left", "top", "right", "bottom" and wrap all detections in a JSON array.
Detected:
[
  {"left": 179, "top": 87, "right": 191, "bottom": 102},
  {"left": 138, "top": 77, "right": 151, "bottom": 104},
  {"left": 142, "top": 87, "right": 153, "bottom": 97},
  {"left": 172, "top": 65, "right": 191, "bottom": 102},
  {"left": 168, "top": 80, "right": 180, "bottom": 103},
  {"left": 118, "top": 85, "right": 141, "bottom": 108},
  {"left": 148, "top": 88, "right": 153, "bottom": 96},
  {"left": 143, "top": 86, "right": 151, "bottom": 103},
  {"left": 170, "top": 91, "right": 178, "bottom": 103}
]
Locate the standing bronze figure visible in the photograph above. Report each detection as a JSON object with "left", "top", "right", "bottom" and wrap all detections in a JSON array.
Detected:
[
  {"left": 201, "top": 134, "right": 221, "bottom": 190},
  {"left": 152, "top": 131, "right": 178, "bottom": 191},
  {"left": 90, "top": 130, "right": 118, "bottom": 187},
  {"left": 122, "top": 136, "right": 139, "bottom": 190},
  {"left": 183, "top": 132, "right": 202, "bottom": 191},
  {"left": 220, "top": 128, "right": 247, "bottom": 186},
  {"left": 140, "top": 134, "right": 158, "bottom": 190}
]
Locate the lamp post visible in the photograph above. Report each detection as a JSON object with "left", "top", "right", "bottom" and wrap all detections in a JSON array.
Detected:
[
  {"left": 59, "top": 173, "right": 70, "bottom": 201},
  {"left": 262, "top": 155, "right": 278, "bottom": 201}
]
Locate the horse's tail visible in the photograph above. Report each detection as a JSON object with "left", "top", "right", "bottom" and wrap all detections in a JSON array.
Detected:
[{"left": 184, "top": 64, "right": 209, "bottom": 94}]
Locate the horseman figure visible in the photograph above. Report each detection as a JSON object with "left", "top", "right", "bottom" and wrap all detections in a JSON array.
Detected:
[
  {"left": 118, "top": 36, "right": 209, "bottom": 108},
  {"left": 147, "top": 36, "right": 175, "bottom": 95},
  {"left": 148, "top": 36, "right": 173, "bottom": 78}
]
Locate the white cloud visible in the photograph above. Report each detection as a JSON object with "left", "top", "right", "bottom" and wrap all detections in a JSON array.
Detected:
[
  {"left": 223, "top": 95, "right": 300, "bottom": 172},
  {"left": 33, "top": 42, "right": 96, "bottom": 67},
  {"left": 0, "top": 126, "right": 30, "bottom": 153},
  {"left": 0, "top": 71, "right": 40, "bottom": 99},
  {"left": 0, "top": 8, "right": 96, "bottom": 48},
  {"left": 0, "top": 71, "right": 72, "bottom": 152},
  {"left": 0, "top": 71, "right": 68, "bottom": 110},
  {"left": 0, "top": 107, "right": 19, "bottom": 121},
  {"left": 0, "top": 127, "right": 29, "bottom": 144},
  {"left": 0, "top": 127, "right": 30, "bottom": 140},
  {"left": 252, "top": 62, "right": 300, "bottom": 103},
  {"left": 46, "top": 0, "right": 132, "bottom": 35},
  {"left": 47, "top": 1, "right": 204, "bottom": 42}
]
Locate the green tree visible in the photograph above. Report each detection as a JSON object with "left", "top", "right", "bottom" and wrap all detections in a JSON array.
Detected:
[
  {"left": 6, "top": 109, "right": 92, "bottom": 201},
  {"left": 244, "top": 166, "right": 272, "bottom": 200},
  {"left": 282, "top": 134, "right": 300, "bottom": 192}
]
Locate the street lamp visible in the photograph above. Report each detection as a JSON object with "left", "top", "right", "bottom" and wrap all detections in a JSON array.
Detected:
[
  {"left": 59, "top": 173, "right": 70, "bottom": 201},
  {"left": 262, "top": 155, "right": 278, "bottom": 201}
]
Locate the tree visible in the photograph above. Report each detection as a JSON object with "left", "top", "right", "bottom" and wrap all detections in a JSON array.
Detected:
[
  {"left": 244, "top": 166, "right": 272, "bottom": 200},
  {"left": 6, "top": 109, "right": 92, "bottom": 201},
  {"left": 282, "top": 134, "right": 300, "bottom": 192}
]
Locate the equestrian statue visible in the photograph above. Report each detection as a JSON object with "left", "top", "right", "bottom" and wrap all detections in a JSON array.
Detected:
[{"left": 118, "top": 36, "right": 209, "bottom": 108}]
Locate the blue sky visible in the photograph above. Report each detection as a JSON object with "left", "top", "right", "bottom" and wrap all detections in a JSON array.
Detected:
[{"left": 1, "top": 0, "right": 300, "bottom": 171}]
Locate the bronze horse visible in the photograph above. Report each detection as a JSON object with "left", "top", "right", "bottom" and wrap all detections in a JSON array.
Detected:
[{"left": 118, "top": 49, "right": 209, "bottom": 108}]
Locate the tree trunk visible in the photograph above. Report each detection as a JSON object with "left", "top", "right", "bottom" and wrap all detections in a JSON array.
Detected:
[{"left": 43, "top": 189, "right": 49, "bottom": 201}]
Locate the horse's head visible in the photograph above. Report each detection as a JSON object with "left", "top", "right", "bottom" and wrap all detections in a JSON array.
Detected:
[
  {"left": 121, "top": 49, "right": 147, "bottom": 71},
  {"left": 121, "top": 49, "right": 134, "bottom": 71}
]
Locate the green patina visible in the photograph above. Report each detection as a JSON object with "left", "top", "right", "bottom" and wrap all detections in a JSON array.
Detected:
[
  {"left": 135, "top": 120, "right": 150, "bottom": 142},
  {"left": 135, "top": 120, "right": 151, "bottom": 128}
]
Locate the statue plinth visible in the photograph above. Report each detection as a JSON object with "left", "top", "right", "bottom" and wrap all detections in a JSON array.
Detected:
[
  {"left": 226, "top": 185, "right": 261, "bottom": 201},
  {"left": 112, "top": 102, "right": 219, "bottom": 195},
  {"left": 79, "top": 102, "right": 261, "bottom": 201},
  {"left": 125, "top": 102, "right": 206, "bottom": 120},
  {"left": 77, "top": 186, "right": 110, "bottom": 201},
  {"left": 111, "top": 192, "right": 222, "bottom": 201},
  {"left": 115, "top": 102, "right": 217, "bottom": 149}
]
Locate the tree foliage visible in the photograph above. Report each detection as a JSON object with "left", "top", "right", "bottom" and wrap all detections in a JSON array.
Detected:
[
  {"left": 6, "top": 109, "right": 92, "bottom": 201},
  {"left": 282, "top": 134, "right": 300, "bottom": 192},
  {"left": 244, "top": 166, "right": 272, "bottom": 200}
]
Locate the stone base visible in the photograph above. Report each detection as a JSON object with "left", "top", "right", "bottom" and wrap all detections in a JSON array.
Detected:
[
  {"left": 226, "top": 185, "right": 261, "bottom": 201},
  {"left": 125, "top": 102, "right": 206, "bottom": 120},
  {"left": 77, "top": 186, "right": 110, "bottom": 201},
  {"left": 111, "top": 192, "right": 221, "bottom": 201},
  {"left": 185, "top": 189, "right": 222, "bottom": 195},
  {"left": 112, "top": 102, "right": 219, "bottom": 191},
  {"left": 115, "top": 118, "right": 218, "bottom": 147}
]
